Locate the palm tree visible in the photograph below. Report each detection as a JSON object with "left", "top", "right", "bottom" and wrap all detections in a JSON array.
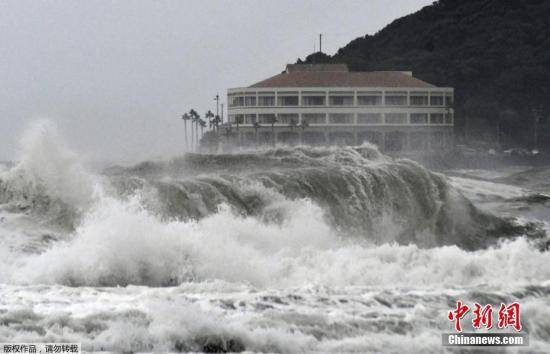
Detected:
[
  {"left": 205, "top": 110, "right": 215, "bottom": 131},
  {"left": 181, "top": 113, "right": 191, "bottom": 150},
  {"left": 199, "top": 119, "right": 206, "bottom": 139},
  {"left": 195, "top": 114, "right": 200, "bottom": 146},
  {"left": 188, "top": 110, "right": 195, "bottom": 149},
  {"left": 189, "top": 109, "right": 199, "bottom": 151},
  {"left": 270, "top": 115, "right": 278, "bottom": 146},
  {"left": 299, "top": 119, "right": 309, "bottom": 145}
]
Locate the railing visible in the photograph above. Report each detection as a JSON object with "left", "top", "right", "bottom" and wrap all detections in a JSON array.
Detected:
[{"left": 228, "top": 89, "right": 453, "bottom": 109}]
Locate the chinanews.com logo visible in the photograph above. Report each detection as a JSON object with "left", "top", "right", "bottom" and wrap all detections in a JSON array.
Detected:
[{"left": 442, "top": 300, "right": 529, "bottom": 347}]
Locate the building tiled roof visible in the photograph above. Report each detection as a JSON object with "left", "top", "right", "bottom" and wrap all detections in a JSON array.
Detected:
[{"left": 250, "top": 65, "right": 435, "bottom": 88}]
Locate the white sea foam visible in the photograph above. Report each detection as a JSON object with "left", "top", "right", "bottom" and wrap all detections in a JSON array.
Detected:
[
  {"left": 2, "top": 120, "right": 550, "bottom": 353},
  {"left": 3, "top": 120, "right": 98, "bottom": 210},
  {"left": 1, "top": 280, "right": 549, "bottom": 353},
  {"left": 10, "top": 187, "right": 550, "bottom": 290},
  {"left": 449, "top": 175, "right": 527, "bottom": 202}
]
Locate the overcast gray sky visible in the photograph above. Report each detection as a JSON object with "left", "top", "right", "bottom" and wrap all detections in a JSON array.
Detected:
[{"left": 0, "top": 0, "right": 433, "bottom": 162}]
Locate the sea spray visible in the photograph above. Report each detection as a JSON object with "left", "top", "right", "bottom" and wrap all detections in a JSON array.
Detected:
[
  {"left": 11, "top": 120, "right": 96, "bottom": 209},
  {"left": 107, "top": 146, "right": 538, "bottom": 250},
  {"left": 1, "top": 121, "right": 550, "bottom": 352},
  {"left": 0, "top": 121, "right": 102, "bottom": 232}
]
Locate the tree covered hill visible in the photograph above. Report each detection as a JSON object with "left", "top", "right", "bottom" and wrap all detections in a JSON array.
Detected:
[{"left": 301, "top": 0, "right": 550, "bottom": 149}]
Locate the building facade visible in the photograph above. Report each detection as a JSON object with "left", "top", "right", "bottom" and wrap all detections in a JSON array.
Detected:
[{"left": 226, "top": 64, "right": 454, "bottom": 151}]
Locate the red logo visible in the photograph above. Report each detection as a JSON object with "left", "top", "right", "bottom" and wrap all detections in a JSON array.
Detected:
[
  {"left": 448, "top": 300, "right": 470, "bottom": 332},
  {"left": 448, "top": 301, "right": 522, "bottom": 332},
  {"left": 497, "top": 302, "right": 522, "bottom": 332},
  {"left": 472, "top": 303, "right": 493, "bottom": 329}
]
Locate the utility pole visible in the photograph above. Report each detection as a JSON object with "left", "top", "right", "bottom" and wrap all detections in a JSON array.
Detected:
[
  {"left": 319, "top": 33, "right": 322, "bottom": 53},
  {"left": 214, "top": 94, "right": 220, "bottom": 132},
  {"left": 214, "top": 94, "right": 219, "bottom": 120},
  {"left": 221, "top": 103, "right": 224, "bottom": 125}
]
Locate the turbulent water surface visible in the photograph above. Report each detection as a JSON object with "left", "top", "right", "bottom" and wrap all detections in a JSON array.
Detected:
[{"left": 1, "top": 122, "right": 549, "bottom": 353}]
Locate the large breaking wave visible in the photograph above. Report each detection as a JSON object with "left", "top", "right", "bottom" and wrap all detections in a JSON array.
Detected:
[
  {"left": 0, "top": 121, "right": 546, "bottom": 288},
  {"left": 1, "top": 121, "right": 550, "bottom": 352}
]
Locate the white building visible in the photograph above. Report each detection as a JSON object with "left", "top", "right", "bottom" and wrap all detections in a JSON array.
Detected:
[{"left": 226, "top": 64, "right": 454, "bottom": 151}]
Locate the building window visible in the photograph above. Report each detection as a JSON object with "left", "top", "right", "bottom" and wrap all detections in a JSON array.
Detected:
[
  {"left": 302, "top": 113, "right": 326, "bottom": 124},
  {"left": 357, "top": 113, "right": 382, "bottom": 124},
  {"left": 277, "top": 113, "right": 299, "bottom": 125},
  {"left": 229, "top": 95, "right": 244, "bottom": 107},
  {"left": 410, "top": 92, "right": 429, "bottom": 106},
  {"left": 445, "top": 113, "right": 454, "bottom": 125},
  {"left": 302, "top": 96, "right": 326, "bottom": 106},
  {"left": 244, "top": 114, "right": 256, "bottom": 124},
  {"left": 410, "top": 113, "right": 428, "bottom": 124},
  {"left": 258, "top": 114, "right": 277, "bottom": 124},
  {"left": 430, "top": 94, "right": 444, "bottom": 106},
  {"left": 357, "top": 92, "right": 383, "bottom": 106},
  {"left": 445, "top": 94, "right": 454, "bottom": 107},
  {"left": 329, "top": 95, "right": 354, "bottom": 106},
  {"left": 277, "top": 92, "right": 299, "bottom": 106},
  {"left": 329, "top": 113, "right": 354, "bottom": 124},
  {"left": 258, "top": 95, "right": 275, "bottom": 106},
  {"left": 244, "top": 96, "right": 256, "bottom": 106},
  {"left": 385, "top": 92, "right": 407, "bottom": 106},
  {"left": 230, "top": 114, "right": 245, "bottom": 124},
  {"left": 430, "top": 113, "right": 444, "bottom": 124},
  {"left": 385, "top": 113, "right": 407, "bottom": 124}
]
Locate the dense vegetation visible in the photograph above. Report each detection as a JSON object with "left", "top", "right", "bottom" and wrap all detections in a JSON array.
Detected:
[{"left": 301, "top": 0, "right": 550, "bottom": 149}]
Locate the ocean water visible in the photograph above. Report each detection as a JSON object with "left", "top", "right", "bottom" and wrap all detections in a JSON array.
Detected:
[{"left": 0, "top": 121, "right": 549, "bottom": 353}]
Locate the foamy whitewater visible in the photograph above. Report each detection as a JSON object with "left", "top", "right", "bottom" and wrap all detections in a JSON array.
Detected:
[{"left": 1, "top": 121, "right": 549, "bottom": 353}]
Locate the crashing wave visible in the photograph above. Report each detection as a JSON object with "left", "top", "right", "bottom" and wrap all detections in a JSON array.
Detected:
[
  {"left": 0, "top": 123, "right": 546, "bottom": 288},
  {"left": 106, "top": 145, "right": 542, "bottom": 250}
]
